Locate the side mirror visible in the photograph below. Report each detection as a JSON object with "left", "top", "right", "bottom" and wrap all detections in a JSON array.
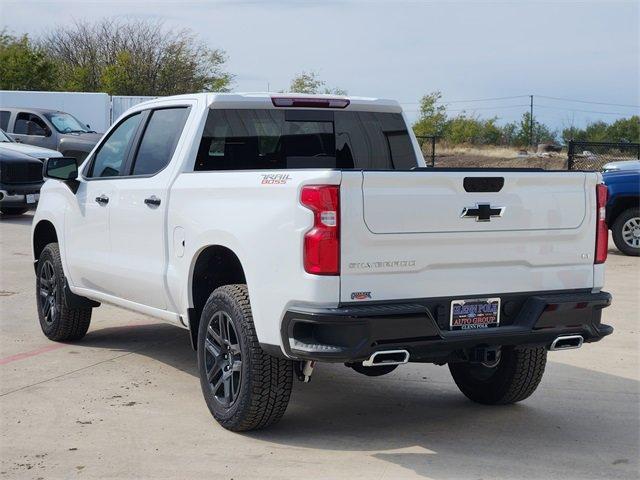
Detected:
[
  {"left": 43, "top": 157, "right": 78, "bottom": 181},
  {"left": 43, "top": 157, "right": 80, "bottom": 193}
]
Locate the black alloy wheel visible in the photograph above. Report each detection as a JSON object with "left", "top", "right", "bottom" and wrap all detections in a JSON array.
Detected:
[{"left": 203, "top": 310, "right": 243, "bottom": 408}]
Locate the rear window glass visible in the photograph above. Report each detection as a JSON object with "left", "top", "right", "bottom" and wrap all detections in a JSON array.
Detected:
[
  {"left": 195, "top": 109, "right": 417, "bottom": 171},
  {"left": 0, "top": 111, "right": 10, "bottom": 131}
]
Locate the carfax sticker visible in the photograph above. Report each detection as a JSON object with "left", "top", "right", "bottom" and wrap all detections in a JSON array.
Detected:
[{"left": 351, "top": 291, "right": 372, "bottom": 301}]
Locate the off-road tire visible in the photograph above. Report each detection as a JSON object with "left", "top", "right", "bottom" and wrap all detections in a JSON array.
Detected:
[
  {"left": 611, "top": 207, "right": 640, "bottom": 256},
  {"left": 36, "top": 243, "right": 92, "bottom": 341},
  {"left": 449, "top": 346, "right": 547, "bottom": 405},
  {"left": 0, "top": 206, "right": 29, "bottom": 215},
  {"left": 197, "top": 284, "right": 293, "bottom": 431}
]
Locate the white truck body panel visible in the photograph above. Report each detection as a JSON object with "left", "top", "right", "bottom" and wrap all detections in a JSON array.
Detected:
[
  {"left": 340, "top": 170, "right": 600, "bottom": 304},
  {"left": 32, "top": 92, "right": 605, "bottom": 354}
]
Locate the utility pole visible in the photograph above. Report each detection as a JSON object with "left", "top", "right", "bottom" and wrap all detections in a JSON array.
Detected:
[{"left": 530, "top": 95, "right": 534, "bottom": 148}]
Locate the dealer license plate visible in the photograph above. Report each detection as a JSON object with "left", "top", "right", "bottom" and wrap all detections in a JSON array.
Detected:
[
  {"left": 26, "top": 194, "right": 39, "bottom": 204},
  {"left": 450, "top": 298, "right": 501, "bottom": 331}
]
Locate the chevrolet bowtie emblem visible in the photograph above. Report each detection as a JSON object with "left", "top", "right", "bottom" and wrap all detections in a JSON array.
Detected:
[{"left": 460, "top": 203, "right": 505, "bottom": 222}]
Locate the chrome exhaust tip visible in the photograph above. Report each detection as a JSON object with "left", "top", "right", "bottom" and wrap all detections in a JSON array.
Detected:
[
  {"left": 362, "top": 349, "right": 410, "bottom": 367},
  {"left": 550, "top": 335, "right": 584, "bottom": 351}
]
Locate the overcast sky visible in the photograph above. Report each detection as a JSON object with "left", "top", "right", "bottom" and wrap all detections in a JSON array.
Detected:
[{"left": 1, "top": 0, "right": 638, "bottom": 128}]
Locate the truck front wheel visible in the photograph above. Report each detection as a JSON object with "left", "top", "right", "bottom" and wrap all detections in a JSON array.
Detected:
[
  {"left": 448, "top": 346, "right": 547, "bottom": 405},
  {"left": 36, "top": 243, "right": 92, "bottom": 341},
  {"left": 197, "top": 284, "right": 293, "bottom": 431}
]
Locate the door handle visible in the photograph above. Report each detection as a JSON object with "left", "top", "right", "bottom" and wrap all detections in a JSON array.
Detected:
[
  {"left": 95, "top": 195, "right": 109, "bottom": 205},
  {"left": 144, "top": 195, "right": 161, "bottom": 207}
]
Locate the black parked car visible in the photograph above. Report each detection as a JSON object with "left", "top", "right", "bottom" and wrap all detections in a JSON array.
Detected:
[{"left": 0, "top": 148, "right": 44, "bottom": 216}]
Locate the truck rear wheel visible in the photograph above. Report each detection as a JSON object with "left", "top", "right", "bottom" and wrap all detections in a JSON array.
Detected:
[
  {"left": 611, "top": 207, "right": 640, "bottom": 256},
  {"left": 36, "top": 243, "right": 92, "bottom": 341},
  {"left": 448, "top": 346, "right": 547, "bottom": 405},
  {"left": 197, "top": 284, "right": 293, "bottom": 431}
]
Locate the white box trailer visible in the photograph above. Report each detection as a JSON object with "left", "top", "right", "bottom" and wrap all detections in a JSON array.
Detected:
[{"left": 0, "top": 91, "right": 116, "bottom": 133}]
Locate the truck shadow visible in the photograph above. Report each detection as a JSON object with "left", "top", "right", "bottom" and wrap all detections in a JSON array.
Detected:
[
  {"left": 79, "top": 321, "right": 639, "bottom": 479},
  {"left": 0, "top": 211, "right": 34, "bottom": 225}
]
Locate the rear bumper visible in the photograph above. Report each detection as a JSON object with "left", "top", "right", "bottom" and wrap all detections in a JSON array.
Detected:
[{"left": 279, "top": 290, "right": 613, "bottom": 363}]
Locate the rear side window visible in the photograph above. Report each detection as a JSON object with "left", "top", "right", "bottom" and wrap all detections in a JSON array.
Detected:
[
  {"left": 88, "top": 113, "right": 142, "bottom": 178},
  {"left": 0, "top": 111, "right": 10, "bottom": 131},
  {"left": 195, "top": 109, "right": 417, "bottom": 171},
  {"left": 131, "top": 107, "right": 189, "bottom": 176}
]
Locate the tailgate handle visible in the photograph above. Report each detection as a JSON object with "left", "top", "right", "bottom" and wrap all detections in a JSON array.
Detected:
[{"left": 463, "top": 177, "right": 504, "bottom": 192}]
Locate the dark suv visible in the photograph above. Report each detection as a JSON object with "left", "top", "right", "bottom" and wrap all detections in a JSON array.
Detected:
[
  {"left": 0, "top": 148, "right": 44, "bottom": 215},
  {"left": 0, "top": 108, "right": 102, "bottom": 162}
]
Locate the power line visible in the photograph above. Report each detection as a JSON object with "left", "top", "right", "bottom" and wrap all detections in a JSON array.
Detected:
[
  {"left": 400, "top": 94, "right": 639, "bottom": 109},
  {"left": 535, "top": 104, "right": 634, "bottom": 116},
  {"left": 403, "top": 104, "right": 529, "bottom": 112},
  {"left": 536, "top": 95, "right": 640, "bottom": 109},
  {"left": 399, "top": 95, "right": 529, "bottom": 105}
]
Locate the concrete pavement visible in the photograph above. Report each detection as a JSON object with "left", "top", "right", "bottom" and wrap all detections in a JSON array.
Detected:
[{"left": 1, "top": 212, "right": 638, "bottom": 479}]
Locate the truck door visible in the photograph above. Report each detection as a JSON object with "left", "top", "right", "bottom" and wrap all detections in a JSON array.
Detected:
[
  {"left": 65, "top": 112, "right": 144, "bottom": 294},
  {"left": 107, "top": 106, "right": 190, "bottom": 311}
]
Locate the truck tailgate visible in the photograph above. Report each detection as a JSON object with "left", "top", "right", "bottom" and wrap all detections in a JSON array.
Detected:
[{"left": 340, "top": 170, "right": 599, "bottom": 303}]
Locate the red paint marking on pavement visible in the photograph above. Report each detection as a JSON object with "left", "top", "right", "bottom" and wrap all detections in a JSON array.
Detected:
[
  {"left": 0, "top": 344, "right": 66, "bottom": 366},
  {"left": 0, "top": 321, "right": 161, "bottom": 366}
]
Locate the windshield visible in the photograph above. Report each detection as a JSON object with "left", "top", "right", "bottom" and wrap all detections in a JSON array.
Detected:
[
  {"left": 43, "top": 112, "right": 90, "bottom": 134},
  {"left": 195, "top": 109, "right": 418, "bottom": 171},
  {"left": 0, "top": 130, "right": 13, "bottom": 142}
]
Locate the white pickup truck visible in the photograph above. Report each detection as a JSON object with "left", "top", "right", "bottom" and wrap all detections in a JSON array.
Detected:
[{"left": 32, "top": 93, "right": 613, "bottom": 431}]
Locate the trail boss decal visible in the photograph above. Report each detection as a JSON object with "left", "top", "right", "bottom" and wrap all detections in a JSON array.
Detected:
[
  {"left": 260, "top": 174, "right": 291, "bottom": 185},
  {"left": 351, "top": 291, "right": 372, "bottom": 301}
]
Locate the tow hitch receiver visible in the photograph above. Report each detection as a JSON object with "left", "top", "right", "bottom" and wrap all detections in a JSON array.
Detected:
[{"left": 468, "top": 346, "right": 501, "bottom": 364}]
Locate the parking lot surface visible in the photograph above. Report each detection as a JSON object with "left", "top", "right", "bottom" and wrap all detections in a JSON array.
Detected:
[{"left": 1, "top": 212, "right": 638, "bottom": 480}]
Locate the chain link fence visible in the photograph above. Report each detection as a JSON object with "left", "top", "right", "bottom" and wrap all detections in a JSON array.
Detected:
[{"left": 568, "top": 141, "right": 640, "bottom": 171}]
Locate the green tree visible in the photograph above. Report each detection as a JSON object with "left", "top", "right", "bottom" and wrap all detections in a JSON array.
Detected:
[
  {"left": 412, "top": 91, "right": 447, "bottom": 138},
  {"left": 607, "top": 116, "right": 640, "bottom": 143},
  {"left": 442, "top": 115, "right": 502, "bottom": 145},
  {"left": 0, "top": 31, "right": 58, "bottom": 90},
  {"left": 510, "top": 112, "right": 557, "bottom": 147},
  {"left": 287, "top": 71, "right": 346, "bottom": 95}
]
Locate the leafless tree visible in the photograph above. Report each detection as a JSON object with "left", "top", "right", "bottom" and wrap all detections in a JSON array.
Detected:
[{"left": 40, "top": 19, "right": 233, "bottom": 95}]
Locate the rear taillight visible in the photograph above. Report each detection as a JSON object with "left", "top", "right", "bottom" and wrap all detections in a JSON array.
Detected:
[
  {"left": 300, "top": 185, "right": 340, "bottom": 275},
  {"left": 595, "top": 183, "right": 608, "bottom": 264}
]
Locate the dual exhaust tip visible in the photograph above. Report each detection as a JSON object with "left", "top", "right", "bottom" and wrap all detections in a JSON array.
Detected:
[
  {"left": 361, "top": 335, "right": 583, "bottom": 367},
  {"left": 549, "top": 335, "right": 584, "bottom": 351},
  {"left": 362, "top": 349, "right": 410, "bottom": 367}
]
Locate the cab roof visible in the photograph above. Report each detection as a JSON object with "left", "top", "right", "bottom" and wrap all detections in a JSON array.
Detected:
[{"left": 134, "top": 92, "right": 403, "bottom": 114}]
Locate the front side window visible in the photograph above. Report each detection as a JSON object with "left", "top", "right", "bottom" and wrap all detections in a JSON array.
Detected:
[
  {"left": 14, "top": 113, "right": 48, "bottom": 136},
  {"left": 195, "top": 109, "right": 417, "bottom": 171},
  {"left": 88, "top": 113, "right": 142, "bottom": 178},
  {"left": 131, "top": 108, "right": 189, "bottom": 176},
  {"left": 43, "top": 112, "right": 89, "bottom": 134}
]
